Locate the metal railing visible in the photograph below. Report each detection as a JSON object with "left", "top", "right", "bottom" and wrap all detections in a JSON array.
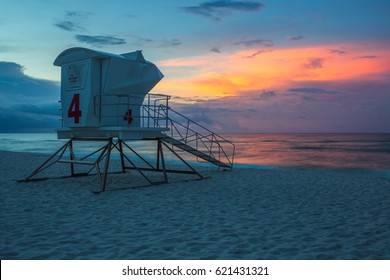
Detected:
[
  {"left": 165, "top": 108, "right": 235, "bottom": 169},
  {"left": 142, "top": 93, "right": 170, "bottom": 128},
  {"left": 93, "top": 93, "right": 170, "bottom": 128},
  {"left": 143, "top": 101, "right": 235, "bottom": 169}
]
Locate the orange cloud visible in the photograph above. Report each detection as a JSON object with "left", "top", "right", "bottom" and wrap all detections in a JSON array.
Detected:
[{"left": 154, "top": 43, "right": 390, "bottom": 99}]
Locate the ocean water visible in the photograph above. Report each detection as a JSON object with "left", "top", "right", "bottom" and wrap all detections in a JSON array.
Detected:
[
  {"left": 225, "top": 133, "right": 390, "bottom": 171},
  {"left": 0, "top": 133, "right": 389, "bottom": 171}
]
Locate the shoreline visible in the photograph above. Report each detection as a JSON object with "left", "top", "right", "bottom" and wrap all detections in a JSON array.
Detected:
[
  {"left": 1, "top": 132, "right": 389, "bottom": 172},
  {"left": 1, "top": 150, "right": 389, "bottom": 260},
  {"left": 2, "top": 148, "right": 389, "bottom": 176}
]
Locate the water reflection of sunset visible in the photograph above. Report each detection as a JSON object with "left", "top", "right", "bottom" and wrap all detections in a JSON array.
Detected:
[{"left": 226, "top": 133, "right": 390, "bottom": 169}]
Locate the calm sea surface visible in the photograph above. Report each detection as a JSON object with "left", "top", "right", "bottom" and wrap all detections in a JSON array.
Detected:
[
  {"left": 225, "top": 133, "right": 390, "bottom": 171},
  {"left": 0, "top": 133, "right": 389, "bottom": 171}
]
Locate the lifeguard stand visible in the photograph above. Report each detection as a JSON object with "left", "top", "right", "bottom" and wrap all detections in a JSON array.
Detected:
[
  {"left": 21, "top": 47, "right": 235, "bottom": 192},
  {"left": 55, "top": 47, "right": 166, "bottom": 139}
]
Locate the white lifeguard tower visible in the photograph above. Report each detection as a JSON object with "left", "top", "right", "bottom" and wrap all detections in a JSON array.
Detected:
[{"left": 21, "top": 47, "right": 235, "bottom": 192}]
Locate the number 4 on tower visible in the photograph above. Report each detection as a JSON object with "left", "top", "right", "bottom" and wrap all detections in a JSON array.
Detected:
[{"left": 68, "top": 93, "right": 82, "bottom": 123}]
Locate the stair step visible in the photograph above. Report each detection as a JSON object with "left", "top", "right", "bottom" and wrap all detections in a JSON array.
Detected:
[{"left": 162, "top": 137, "right": 231, "bottom": 168}]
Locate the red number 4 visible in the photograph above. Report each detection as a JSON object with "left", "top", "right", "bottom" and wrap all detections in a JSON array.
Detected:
[{"left": 68, "top": 94, "right": 82, "bottom": 123}]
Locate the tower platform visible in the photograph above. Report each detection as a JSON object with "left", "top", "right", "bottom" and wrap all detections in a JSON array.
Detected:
[{"left": 57, "top": 127, "right": 169, "bottom": 140}]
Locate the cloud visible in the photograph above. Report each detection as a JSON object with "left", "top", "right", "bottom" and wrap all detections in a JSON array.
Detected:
[
  {"left": 288, "top": 87, "right": 340, "bottom": 94},
  {"left": 0, "top": 61, "right": 24, "bottom": 77},
  {"left": 260, "top": 90, "right": 276, "bottom": 99},
  {"left": 0, "top": 62, "right": 60, "bottom": 132},
  {"left": 54, "top": 11, "right": 89, "bottom": 32},
  {"left": 241, "top": 49, "right": 272, "bottom": 58},
  {"left": 164, "top": 75, "right": 390, "bottom": 133},
  {"left": 55, "top": 21, "right": 79, "bottom": 31},
  {"left": 181, "top": 0, "right": 265, "bottom": 21},
  {"left": 0, "top": 62, "right": 59, "bottom": 102},
  {"left": 172, "top": 79, "right": 390, "bottom": 133},
  {"left": 156, "top": 42, "right": 390, "bottom": 132},
  {"left": 75, "top": 35, "right": 126, "bottom": 47},
  {"left": 0, "top": 107, "right": 60, "bottom": 132},
  {"left": 354, "top": 55, "right": 378, "bottom": 59},
  {"left": 122, "top": 14, "right": 137, "bottom": 18},
  {"left": 157, "top": 43, "right": 390, "bottom": 103},
  {"left": 132, "top": 36, "right": 154, "bottom": 46},
  {"left": 328, "top": 49, "right": 347, "bottom": 55},
  {"left": 129, "top": 36, "right": 182, "bottom": 49},
  {"left": 236, "top": 89, "right": 276, "bottom": 99},
  {"left": 170, "top": 104, "right": 217, "bottom": 126},
  {"left": 234, "top": 38, "right": 274, "bottom": 48},
  {"left": 303, "top": 58, "right": 324, "bottom": 69},
  {"left": 159, "top": 38, "right": 182, "bottom": 48},
  {"left": 210, "top": 47, "right": 221, "bottom": 53},
  {"left": 288, "top": 36, "right": 304, "bottom": 41},
  {"left": 16, "top": 104, "right": 60, "bottom": 116}
]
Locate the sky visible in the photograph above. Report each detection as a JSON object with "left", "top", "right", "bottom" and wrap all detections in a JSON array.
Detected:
[{"left": 0, "top": 0, "right": 389, "bottom": 133}]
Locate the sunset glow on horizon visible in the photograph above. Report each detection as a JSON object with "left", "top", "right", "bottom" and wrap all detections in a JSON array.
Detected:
[{"left": 156, "top": 42, "right": 390, "bottom": 100}]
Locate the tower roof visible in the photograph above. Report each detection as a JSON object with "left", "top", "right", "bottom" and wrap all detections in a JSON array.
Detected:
[{"left": 53, "top": 47, "right": 145, "bottom": 66}]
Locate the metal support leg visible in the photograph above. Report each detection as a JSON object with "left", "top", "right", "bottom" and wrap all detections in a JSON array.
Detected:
[
  {"left": 100, "top": 138, "right": 112, "bottom": 192},
  {"left": 156, "top": 140, "right": 160, "bottom": 170},
  {"left": 158, "top": 140, "right": 168, "bottom": 183},
  {"left": 161, "top": 141, "right": 204, "bottom": 179},
  {"left": 113, "top": 140, "right": 157, "bottom": 180},
  {"left": 20, "top": 136, "right": 207, "bottom": 192},
  {"left": 20, "top": 140, "right": 71, "bottom": 182},
  {"left": 69, "top": 139, "right": 75, "bottom": 176},
  {"left": 118, "top": 140, "right": 155, "bottom": 170},
  {"left": 118, "top": 140, "right": 126, "bottom": 173}
]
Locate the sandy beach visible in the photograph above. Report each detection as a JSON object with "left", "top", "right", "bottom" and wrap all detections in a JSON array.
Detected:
[{"left": 0, "top": 150, "right": 389, "bottom": 260}]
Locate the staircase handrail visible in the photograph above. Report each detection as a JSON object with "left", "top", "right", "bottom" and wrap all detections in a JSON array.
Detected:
[
  {"left": 162, "top": 107, "right": 235, "bottom": 168},
  {"left": 140, "top": 94, "right": 235, "bottom": 169}
]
